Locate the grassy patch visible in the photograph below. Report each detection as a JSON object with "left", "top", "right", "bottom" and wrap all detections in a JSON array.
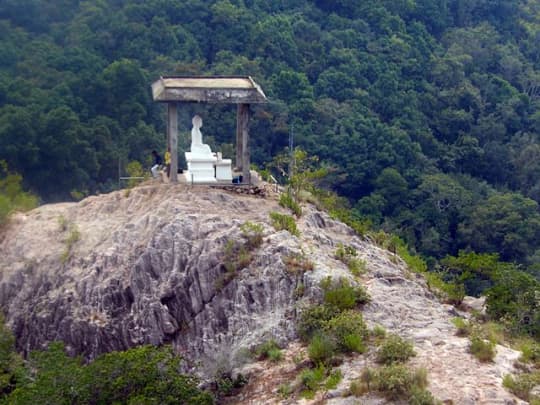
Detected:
[
  {"left": 269, "top": 212, "right": 300, "bottom": 236},
  {"left": 335, "top": 243, "right": 367, "bottom": 276},
  {"left": 300, "top": 364, "right": 326, "bottom": 399},
  {"left": 469, "top": 334, "right": 496, "bottom": 362},
  {"left": 376, "top": 334, "right": 416, "bottom": 365},
  {"left": 298, "top": 305, "right": 340, "bottom": 341},
  {"left": 351, "top": 365, "right": 436, "bottom": 403},
  {"left": 451, "top": 317, "right": 472, "bottom": 337},
  {"left": 307, "top": 334, "right": 336, "bottom": 365},
  {"left": 321, "top": 277, "right": 370, "bottom": 310},
  {"left": 325, "top": 310, "right": 368, "bottom": 354},
  {"left": 503, "top": 372, "right": 540, "bottom": 402},
  {"left": 279, "top": 192, "right": 302, "bottom": 217},
  {"left": 277, "top": 383, "right": 293, "bottom": 398},
  {"left": 253, "top": 339, "right": 282, "bottom": 363},
  {"left": 371, "top": 325, "right": 387, "bottom": 343},
  {"left": 240, "top": 221, "right": 264, "bottom": 249},
  {"left": 217, "top": 223, "right": 265, "bottom": 290},
  {"left": 519, "top": 340, "right": 540, "bottom": 366}
]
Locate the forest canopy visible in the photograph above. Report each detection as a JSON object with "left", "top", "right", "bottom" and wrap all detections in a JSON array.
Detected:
[{"left": 0, "top": 0, "right": 539, "bottom": 270}]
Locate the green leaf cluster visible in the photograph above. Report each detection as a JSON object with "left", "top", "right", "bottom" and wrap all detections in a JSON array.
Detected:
[
  {"left": 5, "top": 342, "right": 213, "bottom": 405},
  {"left": 0, "top": 162, "right": 37, "bottom": 226}
]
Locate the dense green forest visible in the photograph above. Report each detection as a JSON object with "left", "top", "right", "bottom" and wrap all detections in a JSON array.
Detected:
[{"left": 1, "top": 0, "right": 539, "bottom": 273}]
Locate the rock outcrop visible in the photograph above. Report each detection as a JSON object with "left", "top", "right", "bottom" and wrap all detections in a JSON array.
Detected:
[
  {"left": 0, "top": 184, "right": 313, "bottom": 375},
  {"left": 0, "top": 183, "right": 527, "bottom": 403}
]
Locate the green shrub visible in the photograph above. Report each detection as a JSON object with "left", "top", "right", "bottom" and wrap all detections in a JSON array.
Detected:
[
  {"left": 376, "top": 335, "right": 416, "bottom": 365},
  {"left": 300, "top": 363, "right": 326, "bottom": 397},
  {"left": 240, "top": 221, "right": 264, "bottom": 249},
  {"left": 341, "top": 333, "right": 365, "bottom": 354},
  {"left": 324, "top": 369, "right": 342, "bottom": 390},
  {"left": 297, "top": 305, "right": 340, "bottom": 341},
  {"left": 469, "top": 335, "right": 496, "bottom": 362},
  {"left": 452, "top": 317, "right": 472, "bottom": 337},
  {"left": 125, "top": 160, "right": 147, "bottom": 188},
  {"left": 321, "top": 277, "right": 370, "bottom": 310},
  {"left": 308, "top": 334, "right": 336, "bottom": 365},
  {"left": 0, "top": 163, "right": 38, "bottom": 227},
  {"left": 408, "top": 385, "right": 438, "bottom": 405},
  {"left": 253, "top": 339, "right": 282, "bottom": 362},
  {"left": 7, "top": 343, "right": 213, "bottom": 405},
  {"left": 360, "top": 367, "right": 377, "bottom": 391},
  {"left": 519, "top": 341, "right": 540, "bottom": 366},
  {"left": 347, "top": 258, "right": 367, "bottom": 276},
  {"left": 424, "top": 273, "right": 465, "bottom": 306},
  {"left": 0, "top": 314, "right": 26, "bottom": 397},
  {"left": 373, "top": 365, "right": 430, "bottom": 401},
  {"left": 269, "top": 212, "right": 300, "bottom": 236},
  {"left": 335, "top": 244, "right": 367, "bottom": 276},
  {"left": 57, "top": 215, "right": 68, "bottom": 232},
  {"left": 279, "top": 192, "right": 302, "bottom": 217},
  {"left": 335, "top": 243, "right": 357, "bottom": 261},
  {"left": 70, "top": 190, "right": 86, "bottom": 201},
  {"left": 325, "top": 310, "right": 368, "bottom": 354},
  {"left": 374, "top": 365, "right": 412, "bottom": 399},
  {"left": 356, "top": 366, "right": 433, "bottom": 402},
  {"left": 277, "top": 383, "right": 293, "bottom": 398},
  {"left": 369, "top": 230, "right": 392, "bottom": 247},
  {"left": 217, "top": 238, "right": 255, "bottom": 290},
  {"left": 371, "top": 325, "right": 387, "bottom": 342},
  {"left": 349, "top": 379, "right": 368, "bottom": 397},
  {"left": 502, "top": 372, "right": 540, "bottom": 401},
  {"left": 215, "top": 372, "right": 247, "bottom": 397},
  {"left": 293, "top": 283, "right": 305, "bottom": 299},
  {"left": 267, "top": 348, "right": 282, "bottom": 362}
]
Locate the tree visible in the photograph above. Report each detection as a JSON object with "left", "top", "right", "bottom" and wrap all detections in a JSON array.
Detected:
[
  {"left": 0, "top": 161, "right": 38, "bottom": 225},
  {"left": 7, "top": 343, "right": 214, "bottom": 404},
  {"left": 269, "top": 147, "right": 327, "bottom": 202},
  {"left": 459, "top": 193, "right": 540, "bottom": 262},
  {"left": 373, "top": 167, "right": 408, "bottom": 215},
  {"left": 486, "top": 269, "right": 540, "bottom": 337},
  {"left": 0, "top": 315, "right": 25, "bottom": 398}
]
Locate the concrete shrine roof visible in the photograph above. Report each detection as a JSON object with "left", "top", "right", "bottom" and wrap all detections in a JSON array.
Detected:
[{"left": 151, "top": 76, "right": 267, "bottom": 104}]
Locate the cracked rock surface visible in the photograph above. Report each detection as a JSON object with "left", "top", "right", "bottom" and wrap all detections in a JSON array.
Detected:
[{"left": 0, "top": 184, "right": 312, "bottom": 375}]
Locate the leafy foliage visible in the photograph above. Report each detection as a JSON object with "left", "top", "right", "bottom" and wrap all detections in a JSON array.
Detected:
[
  {"left": 321, "top": 277, "right": 370, "bottom": 310},
  {"left": 269, "top": 212, "right": 299, "bottom": 236},
  {"left": 353, "top": 365, "right": 435, "bottom": 403},
  {"left": 6, "top": 343, "right": 213, "bottom": 404},
  {"left": 0, "top": 315, "right": 25, "bottom": 398},
  {"left": 469, "top": 335, "right": 496, "bottom": 362},
  {"left": 0, "top": 162, "right": 38, "bottom": 226},
  {"left": 253, "top": 339, "right": 282, "bottom": 362},
  {"left": 279, "top": 192, "right": 302, "bottom": 217},
  {"left": 376, "top": 335, "right": 416, "bottom": 365},
  {"left": 503, "top": 372, "right": 540, "bottom": 402}
]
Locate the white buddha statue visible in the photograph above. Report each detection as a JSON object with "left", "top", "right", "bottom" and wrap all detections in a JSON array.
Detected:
[{"left": 190, "top": 115, "right": 212, "bottom": 156}]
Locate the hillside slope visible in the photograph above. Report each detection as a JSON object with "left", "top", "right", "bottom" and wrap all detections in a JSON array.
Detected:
[{"left": 0, "top": 184, "right": 526, "bottom": 403}]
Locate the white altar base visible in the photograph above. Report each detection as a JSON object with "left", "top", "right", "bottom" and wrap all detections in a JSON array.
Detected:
[
  {"left": 184, "top": 152, "right": 217, "bottom": 183},
  {"left": 183, "top": 115, "right": 233, "bottom": 184}
]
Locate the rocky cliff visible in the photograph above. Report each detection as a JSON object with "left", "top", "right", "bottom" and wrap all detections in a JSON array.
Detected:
[{"left": 0, "top": 183, "right": 527, "bottom": 403}]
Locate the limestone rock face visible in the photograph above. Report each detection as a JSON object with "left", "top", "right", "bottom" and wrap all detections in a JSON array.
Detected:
[{"left": 0, "top": 184, "right": 311, "bottom": 374}]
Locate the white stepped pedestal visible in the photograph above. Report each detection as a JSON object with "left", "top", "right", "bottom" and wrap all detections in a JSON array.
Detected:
[
  {"left": 215, "top": 158, "right": 232, "bottom": 181},
  {"left": 185, "top": 152, "right": 217, "bottom": 183}
]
